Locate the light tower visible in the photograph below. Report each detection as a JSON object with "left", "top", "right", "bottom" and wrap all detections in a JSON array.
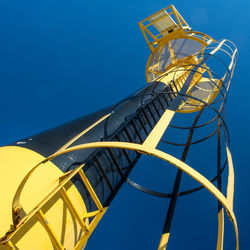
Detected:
[{"left": 0, "top": 4, "right": 238, "bottom": 250}]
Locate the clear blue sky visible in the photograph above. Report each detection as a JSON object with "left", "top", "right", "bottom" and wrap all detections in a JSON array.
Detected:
[{"left": 0, "top": 0, "right": 249, "bottom": 249}]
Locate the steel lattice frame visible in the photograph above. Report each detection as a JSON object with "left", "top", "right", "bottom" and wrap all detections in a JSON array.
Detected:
[{"left": 0, "top": 5, "right": 238, "bottom": 250}]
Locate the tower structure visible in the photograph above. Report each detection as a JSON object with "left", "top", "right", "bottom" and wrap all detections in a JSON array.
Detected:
[{"left": 0, "top": 5, "right": 238, "bottom": 250}]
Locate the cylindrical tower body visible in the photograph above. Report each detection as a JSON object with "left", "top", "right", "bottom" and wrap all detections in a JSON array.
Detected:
[{"left": 0, "top": 5, "right": 238, "bottom": 250}]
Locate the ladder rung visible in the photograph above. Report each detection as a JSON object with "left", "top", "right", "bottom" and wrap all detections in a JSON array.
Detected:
[
  {"left": 83, "top": 210, "right": 100, "bottom": 219},
  {"left": 121, "top": 148, "right": 132, "bottom": 165},
  {"left": 94, "top": 156, "right": 114, "bottom": 192},
  {"left": 78, "top": 169, "right": 103, "bottom": 210},
  {"left": 172, "top": 80, "right": 179, "bottom": 92},
  {"left": 156, "top": 95, "right": 165, "bottom": 110},
  {"left": 74, "top": 208, "right": 107, "bottom": 250},
  {"left": 151, "top": 99, "right": 161, "bottom": 118},
  {"left": 146, "top": 104, "right": 157, "bottom": 124},
  {"left": 130, "top": 120, "right": 143, "bottom": 143},
  {"left": 106, "top": 148, "right": 125, "bottom": 178},
  {"left": 58, "top": 169, "right": 74, "bottom": 182},
  {"left": 175, "top": 78, "right": 182, "bottom": 90},
  {"left": 123, "top": 127, "right": 133, "bottom": 142},
  {"left": 133, "top": 118, "right": 147, "bottom": 142},
  {"left": 168, "top": 85, "right": 175, "bottom": 98},
  {"left": 116, "top": 134, "right": 140, "bottom": 157},
  {"left": 141, "top": 109, "right": 153, "bottom": 129},
  {"left": 167, "top": 88, "right": 173, "bottom": 101},
  {"left": 137, "top": 113, "right": 149, "bottom": 136},
  {"left": 36, "top": 210, "right": 64, "bottom": 250},
  {"left": 161, "top": 93, "right": 169, "bottom": 106},
  {"left": 114, "top": 134, "right": 133, "bottom": 165},
  {"left": 60, "top": 187, "right": 89, "bottom": 233},
  {"left": 5, "top": 240, "right": 16, "bottom": 250}
]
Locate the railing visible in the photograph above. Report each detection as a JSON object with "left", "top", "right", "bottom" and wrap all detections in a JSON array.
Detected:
[{"left": 0, "top": 78, "right": 186, "bottom": 249}]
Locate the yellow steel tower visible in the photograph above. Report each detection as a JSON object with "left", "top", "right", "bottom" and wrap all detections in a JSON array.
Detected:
[{"left": 0, "top": 4, "right": 238, "bottom": 250}]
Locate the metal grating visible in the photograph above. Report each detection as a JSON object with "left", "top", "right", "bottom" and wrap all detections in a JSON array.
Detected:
[{"left": 148, "top": 10, "right": 177, "bottom": 33}]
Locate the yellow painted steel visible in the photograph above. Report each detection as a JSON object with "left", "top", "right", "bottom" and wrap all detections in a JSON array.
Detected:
[
  {"left": 0, "top": 4, "right": 237, "bottom": 250},
  {"left": 0, "top": 114, "right": 112, "bottom": 249},
  {"left": 210, "top": 40, "right": 226, "bottom": 55},
  {"left": 36, "top": 210, "right": 64, "bottom": 250},
  {"left": 229, "top": 49, "right": 237, "bottom": 71},
  {"left": 78, "top": 169, "right": 103, "bottom": 211},
  {"left": 177, "top": 78, "right": 222, "bottom": 113},
  {"left": 60, "top": 187, "right": 89, "bottom": 233},
  {"left": 83, "top": 210, "right": 100, "bottom": 219},
  {"left": 1, "top": 116, "right": 237, "bottom": 250},
  {"left": 11, "top": 114, "right": 111, "bottom": 216},
  {"left": 138, "top": 5, "right": 198, "bottom": 52},
  {"left": 217, "top": 209, "right": 225, "bottom": 250},
  {"left": 139, "top": 5, "right": 215, "bottom": 83},
  {"left": 226, "top": 147, "right": 235, "bottom": 210},
  {"left": 0, "top": 146, "right": 88, "bottom": 249},
  {"left": 14, "top": 163, "right": 86, "bottom": 229},
  {"left": 168, "top": 42, "right": 177, "bottom": 64},
  {"left": 158, "top": 233, "right": 170, "bottom": 250},
  {"left": 5, "top": 240, "right": 15, "bottom": 250},
  {"left": 143, "top": 109, "right": 175, "bottom": 149},
  {"left": 0, "top": 146, "right": 108, "bottom": 249},
  {"left": 46, "top": 141, "right": 239, "bottom": 250},
  {"left": 74, "top": 208, "right": 107, "bottom": 250},
  {"left": 55, "top": 113, "right": 111, "bottom": 154}
]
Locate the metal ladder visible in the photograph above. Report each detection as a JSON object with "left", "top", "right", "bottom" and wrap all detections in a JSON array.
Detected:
[
  {"left": 77, "top": 86, "right": 177, "bottom": 209},
  {"left": 2, "top": 83, "right": 180, "bottom": 249}
]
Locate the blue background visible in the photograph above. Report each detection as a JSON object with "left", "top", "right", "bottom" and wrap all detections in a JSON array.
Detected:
[{"left": 0, "top": 0, "right": 249, "bottom": 249}]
